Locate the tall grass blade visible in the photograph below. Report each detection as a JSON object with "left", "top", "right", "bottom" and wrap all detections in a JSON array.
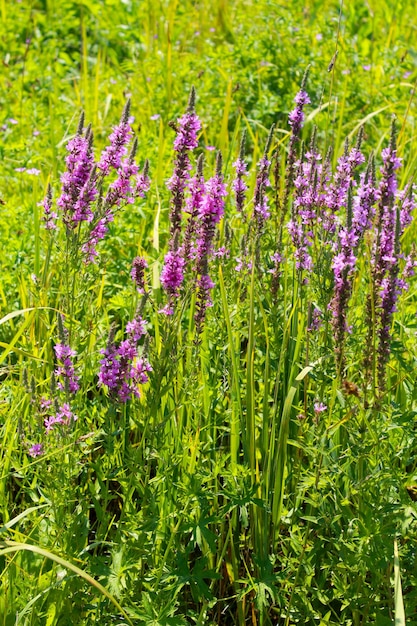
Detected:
[
  {"left": 0, "top": 541, "right": 135, "bottom": 626},
  {"left": 394, "top": 538, "right": 406, "bottom": 626}
]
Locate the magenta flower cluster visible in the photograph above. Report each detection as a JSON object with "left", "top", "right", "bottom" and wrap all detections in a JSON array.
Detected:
[
  {"left": 42, "top": 104, "right": 150, "bottom": 262},
  {"left": 54, "top": 343, "right": 80, "bottom": 394},
  {"left": 25, "top": 320, "right": 80, "bottom": 455},
  {"left": 98, "top": 106, "right": 132, "bottom": 174},
  {"left": 160, "top": 91, "right": 227, "bottom": 326},
  {"left": 160, "top": 250, "right": 186, "bottom": 299},
  {"left": 99, "top": 316, "right": 152, "bottom": 403},
  {"left": 173, "top": 111, "right": 201, "bottom": 152}
]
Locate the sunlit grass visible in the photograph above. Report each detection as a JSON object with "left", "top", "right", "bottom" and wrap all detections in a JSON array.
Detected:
[{"left": 1, "top": 1, "right": 417, "bottom": 625}]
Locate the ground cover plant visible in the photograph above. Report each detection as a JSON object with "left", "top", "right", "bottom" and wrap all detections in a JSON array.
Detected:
[{"left": 1, "top": 1, "right": 417, "bottom": 624}]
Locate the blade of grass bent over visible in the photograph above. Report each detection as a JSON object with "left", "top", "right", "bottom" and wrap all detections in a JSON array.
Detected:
[{"left": 0, "top": 541, "right": 135, "bottom": 626}]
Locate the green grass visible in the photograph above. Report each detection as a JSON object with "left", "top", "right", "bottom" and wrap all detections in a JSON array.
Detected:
[{"left": 1, "top": 1, "right": 417, "bottom": 624}]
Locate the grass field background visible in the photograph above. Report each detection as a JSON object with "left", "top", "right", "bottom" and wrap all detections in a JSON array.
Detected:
[{"left": 1, "top": 1, "right": 417, "bottom": 624}]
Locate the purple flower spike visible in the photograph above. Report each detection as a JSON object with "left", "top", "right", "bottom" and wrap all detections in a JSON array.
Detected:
[
  {"left": 352, "top": 155, "right": 377, "bottom": 238},
  {"left": 288, "top": 90, "right": 311, "bottom": 135},
  {"left": 82, "top": 210, "right": 114, "bottom": 263},
  {"left": 284, "top": 69, "right": 311, "bottom": 207},
  {"left": 252, "top": 126, "right": 274, "bottom": 236},
  {"left": 54, "top": 316, "right": 79, "bottom": 395},
  {"left": 72, "top": 166, "right": 97, "bottom": 224},
  {"left": 98, "top": 101, "right": 133, "bottom": 175},
  {"left": 196, "top": 153, "right": 227, "bottom": 274},
  {"left": 167, "top": 87, "right": 201, "bottom": 242},
  {"left": 194, "top": 152, "right": 226, "bottom": 332},
  {"left": 160, "top": 249, "right": 186, "bottom": 298},
  {"left": 323, "top": 131, "right": 365, "bottom": 232},
  {"left": 173, "top": 87, "right": 201, "bottom": 152},
  {"left": 41, "top": 184, "right": 58, "bottom": 230},
  {"left": 365, "top": 118, "right": 408, "bottom": 396},
  {"left": 126, "top": 317, "right": 147, "bottom": 342},
  {"left": 99, "top": 340, "right": 121, "bottom": 390},
  {"left": 45, "top": 403, "right": 77, "bottom": 433},
  {"left": 99, "top": 315, "right": 151, "bottom": 403},
  {"left": 54, "top": 342, "right": 79, "bottom": 394},
  {"left": 136, "top": 160, "right": 150, "bottom": 198},
  {"left": 57, "top": 118, "right": 95, "bottom": 228},
  {"left": 232, "top": 131, "right": 248, "bottom": 216},
  {"left": 173, "top": 111, "right": 201, "bottom": 152},
  {"left": 131, "top": 257, "right": 148, "bottom": 293},
  {"left": 108, "top": 160, "right": 139, "bottom": 205},
  {"left": 183, "top": 154, "right": 206, "bottom": 263}
]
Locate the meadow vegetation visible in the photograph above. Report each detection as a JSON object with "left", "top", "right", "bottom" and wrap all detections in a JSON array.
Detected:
[{"left": 1, "top": 1, "right": 417, "bottom": 624}]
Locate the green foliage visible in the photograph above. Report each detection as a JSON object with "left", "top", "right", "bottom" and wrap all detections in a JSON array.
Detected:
[{"left": 1, "top": 1, "right": 417, "bottom": 625}]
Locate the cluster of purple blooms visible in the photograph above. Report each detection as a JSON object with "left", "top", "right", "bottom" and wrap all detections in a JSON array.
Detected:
[
  {"left": 160, "top": 91, "right": 227, "bottom": 326},
  {"left": 369, "top": 126, "right": 417, "bottom": 388},
  {"left": 46, "top": 317, "right": 79, "bottom": 433},
  {"left": 271, "top": 83, "right": 416, "bottom": 387},
  {"left": 166, "top": 87, "right": 201, "bottom": 241},
  {"left": 29, "top": 78, "right": 417, "bottom": 459},
  {"left": 44, "top": 403, "right": 77, "bottom": 434},
  {"left": 54, "top": 343, "right": 80, "bottom": 394},
  {"left": 99, "top": 315, "right": 152, "bottom": 403},
  {"left": 27, "top": 318, "right": 80, "bottom": 456},
  {"left": 42, "top": 102, "right": 150, "bottom": 262}
]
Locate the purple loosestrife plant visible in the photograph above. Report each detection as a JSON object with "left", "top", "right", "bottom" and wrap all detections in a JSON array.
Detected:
[
  {"left": 330, "top": 186, "right": 358, "bottom": 377},
  {"left": 136, "top": 159, "right": 151, "bottom": 198},
  {"left": 43, "top": 102, "right": 149, "bottom": 266},
  {"left": 33, "top": 315, "right": 80, "bottom": 437},
  {"left": 287, "top": 135, "right": 323, "bottom": 276},
  {"left": 182, "top": 154, "right": 206, "bottom": 263},
  {"left": 131, "top": 256, "right": 148, "bottom": 293},
  {"left": 56, "top": 117, "right": 95, "bottom": 229},
  {"left": 99, "top": 314, "right": 151, "bottom": 403},
  {"left": 54, "top": 343, "right": 80, "bottom": 394},
  {"left": 57, "top": 114, "right": 94, "bottom": 230},
  {"left": 352, "top": 154, "right": 377, "bottom": 240},
  {"left": 272, "top": 73, "right": 310, "bottom": 288},
  {"left": 194, "top": 152, "right": 227, "bottom": 332},
  {"left": 54, "top": 314, "right": 79, "bottom": 395},
  {"left": 232, "top": 131, "right": 249, "bottom": 218},
  {"left": 329, "top": 152, "right": 377, "bottom": 379},
  {"left": 41, "top": 184, "right": 57, "bottom": 230},
  {"left": 81, "top": 209, "right": 113, "bottom": 263},
  {"left": 44, "top": 403, "right": 77, "bottom": 433},
  {"left": 283, "top": 68, "right": 310, "bottom": 211},
  {"left": 322, "top": 132, "right": 365, "bottom": 233},
  {"left": 99, "top": 276, "right": 151, "bottom": 403},
  {"left": 196, "top": 152, "right": 227, "bottom": 272},
  {"left": 160, "top": 248, "right": 186, "bottom": 303},
  {"left": 104, "top": 137, "right": 139, "bottom": 207},
  {"left": 252, "top": 125, "right": 274, "bottom": 238},
  {"left": 71, "top": 165, "right": 97, "bottom": 224},
  {"left": 28, "top": 443, "right": 44, "bottom": 458},
  {"left": 98, "top": 100, "right": 133, "bottom": 175},
  {"left": 167, "top": 87, "right": 201, "bottom": 243},
  {"left": 365, "top": 119, "right": 405, "bottom": 397},
  {"left": 160, "top": 88, "right": 201, "bottom": 313},
  {"left": 374, "top": 181, "right": 416, "bottom": 394},
  {"left": 377, "top": 208, "right": 402, "bottom": 389}
]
